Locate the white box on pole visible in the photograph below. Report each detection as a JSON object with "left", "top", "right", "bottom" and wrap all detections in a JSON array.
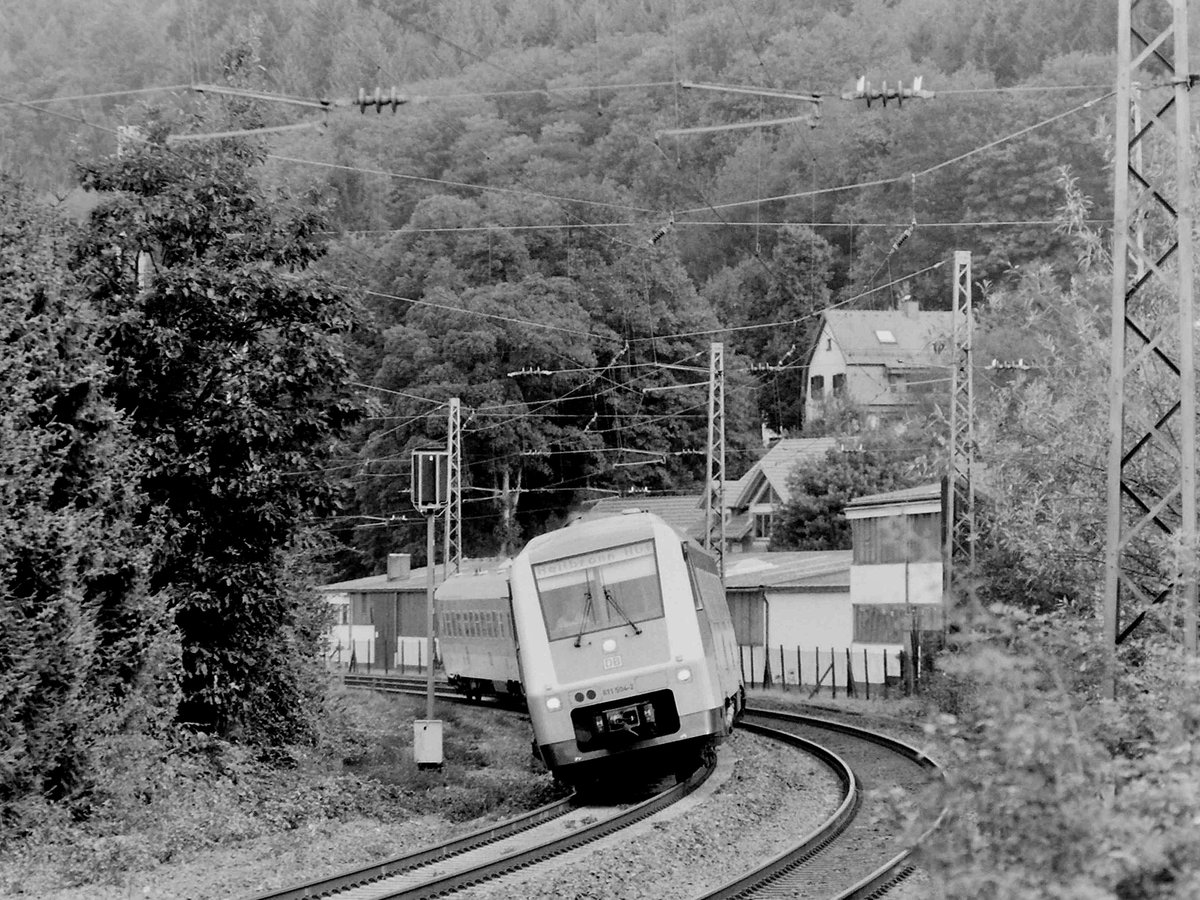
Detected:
[{"left": 414, "top": 719, "right": 443, "bottom": 768}]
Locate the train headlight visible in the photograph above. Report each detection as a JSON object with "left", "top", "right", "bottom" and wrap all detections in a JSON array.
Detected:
[
  {"left": 545, "top": 696, "right": 562, "bottom": 711},
  {"left": 676, "top": 667, "right": 693, "bottom": 683}
]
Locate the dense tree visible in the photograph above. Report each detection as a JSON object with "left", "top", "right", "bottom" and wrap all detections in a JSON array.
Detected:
[
  {"left": 0, "top": 177, "right": 174, "bottom": 812},
  {"left": 72, "top": 121, "right": 364, "bottom": 740},
  {"left": 769, "top": 421, "right": 941, "bottom": 550}
]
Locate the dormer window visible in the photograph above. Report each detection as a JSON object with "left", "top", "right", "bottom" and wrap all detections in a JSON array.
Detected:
[{"left": 875, "top": 329, "right": 897, "bottom": 344}]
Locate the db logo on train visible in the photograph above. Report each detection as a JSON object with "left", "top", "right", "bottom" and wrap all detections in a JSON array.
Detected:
[{"left": 603, "top": 655, "right": 623, "bottom": 670}]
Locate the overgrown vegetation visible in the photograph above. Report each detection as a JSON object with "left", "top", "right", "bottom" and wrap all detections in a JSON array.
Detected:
[{"left": 0, "top": 689, "right": 561, "bottom": 895}]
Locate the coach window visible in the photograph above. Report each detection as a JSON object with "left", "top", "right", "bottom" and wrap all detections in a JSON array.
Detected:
[{"left": 533, "top": 540, "right": 664, "bottom": 642}]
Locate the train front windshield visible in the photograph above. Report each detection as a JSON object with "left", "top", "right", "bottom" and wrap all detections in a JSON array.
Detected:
[{"left": 532, "top": 539, "right": 664, "bottom": 642}]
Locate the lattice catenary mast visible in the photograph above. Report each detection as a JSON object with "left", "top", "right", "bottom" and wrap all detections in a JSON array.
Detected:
[
  {"left": 443, "top": 397, "right": 462, "bottom": 576},
  {"left": 703, "top": 342, "right": 727, "bottom": 578},
  {"left": 1104, "top": 0, "right": 1197, "bottom": 697},
  {"left": 945, "top": 251, "right": 975, "bottom": 601}
]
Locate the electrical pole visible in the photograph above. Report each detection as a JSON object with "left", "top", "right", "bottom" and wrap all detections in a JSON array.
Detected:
[
  {"left": 703, "top": 342, "right": 727, "bottom": 578},
  {"left": 443, "top": 397, "right": 462, "bottom": 575},
  {"left": 1104, "top": 0, "right": 1197, "bottom": 700},
  {"left": 946, "top": 251, "right": 976, "bottom": 609}
]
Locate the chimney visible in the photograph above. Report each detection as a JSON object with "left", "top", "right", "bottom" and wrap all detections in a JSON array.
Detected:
[
  {"left": 904, "top": 298, "right": 919, "bottom": 318},
  {"left": 386, "top": 552, "right": 412, "bottom": 581}
]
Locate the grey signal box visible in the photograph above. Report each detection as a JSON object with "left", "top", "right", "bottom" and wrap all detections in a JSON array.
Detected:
[{"left": 412, "top": 449, "right": 449, "bottom": 512}]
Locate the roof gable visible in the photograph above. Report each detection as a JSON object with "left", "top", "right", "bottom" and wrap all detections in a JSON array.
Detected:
[
  {"left": 731, "top": 437, "right": 840, "bottom": 509},
  {"left": 821, "top": 309, "right": 956, "bottom": 367}
]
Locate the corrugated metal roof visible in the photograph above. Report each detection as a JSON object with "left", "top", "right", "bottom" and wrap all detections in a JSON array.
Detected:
[
  {"left": 824, "top": 309, "right": 957, "bottom": 367},
  {"left": 845, "top": 482, "right": 941, "bottom": 510},
  {"left": 723, "top": 550, "right": 852, "bottom": 589},
  {"left": 319, "top": 556, "right": 509, "bottom": 593}
]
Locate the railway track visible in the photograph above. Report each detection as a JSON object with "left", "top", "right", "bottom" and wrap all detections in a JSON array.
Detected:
[
  {"left": 695, "top": 708, "right": 944, "bottom": 900},
  {"left": 318, "top": 675, "right": 942, "bottom": 900},
  {"left": 249, "top": 761, "right": 714, "bottom": 900}
]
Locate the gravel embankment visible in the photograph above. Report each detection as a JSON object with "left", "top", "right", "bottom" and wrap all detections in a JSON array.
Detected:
[{"left": 453, "top": 729, "right": 843, "bottom": 900}]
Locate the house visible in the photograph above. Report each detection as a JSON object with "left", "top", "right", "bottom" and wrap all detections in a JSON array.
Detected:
[
  {"left": 724, "top": 482, "right": 946, "bottom": 688},
  {"left": 723, "top": 550, "right": 853, "bottom": 685},
  {"left": 804, "top": 302, "right": 957, "bottom": 424},
  {"left": 320, "top": 553, "right": 508, "bottom": 671},
  {"left": 575, "top": 437, "right": 842, "bottom": 554},
  {"left": 723, "top": 437, "right": 841, "bottom": 551}
]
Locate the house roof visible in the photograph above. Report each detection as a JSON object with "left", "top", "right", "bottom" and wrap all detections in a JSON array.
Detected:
[
  {"left": 844, "top": 482, "right": 942, "bottom": 517},
  {"left": 319, "top": 557, "right": 510, "bottom": 594},
  {"left": 731, "top": 437, "right": 840, "bottom": 509},
  {"left": 576, "top": 494, "right": 705, "bottom": 538},
  {"left": 815, "top": 308, "right": 957, "bottom": 368},
  {"left": 723, "top": 550, "right": 852, "bottom": 590}
]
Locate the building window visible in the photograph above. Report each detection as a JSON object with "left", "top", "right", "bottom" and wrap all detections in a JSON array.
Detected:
[
  {"left": 853, "top": 603, "right": 943, "bottom": 643},
  {"left": 810, "top": 374, "right": 825, "bottom": 396},
  {"left": 753, "top": 512, "right": 772, "bottom": 540},
  {"left": 852, "top": 513, "right": 941, "bottom": 564},
  {"left": 832, "top": 373, "right": 845, "bottom": 395}
]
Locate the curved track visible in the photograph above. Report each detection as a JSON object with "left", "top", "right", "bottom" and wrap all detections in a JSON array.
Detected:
[
  {"left": 694, "top": 707, "right": 944, "bottom": 900},
  {"left": 318, "top": 677, "right": 942, "bottom": 900}
]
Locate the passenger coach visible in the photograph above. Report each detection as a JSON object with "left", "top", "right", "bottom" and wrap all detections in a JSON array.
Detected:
[{"left": 509, "top": 511, "right": 743, "bottom": 784}]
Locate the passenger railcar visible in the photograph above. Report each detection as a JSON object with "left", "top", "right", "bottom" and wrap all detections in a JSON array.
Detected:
[
  {"left": 508, "top": 511, "right": 744, "bottom": 785},
  {"left": 436, "top": 564, "right": 523, "bottom": 702}
]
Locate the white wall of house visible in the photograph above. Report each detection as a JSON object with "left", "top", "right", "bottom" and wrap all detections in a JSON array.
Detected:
[
  {"left": 768, "top": 590, "right": 852, "bottom": 651},
  {"left": 850, "top": 561, "right": 942, "bottom": 605},
  {"left": 805, "top": 325, "right": 846, "bottom": 420}
]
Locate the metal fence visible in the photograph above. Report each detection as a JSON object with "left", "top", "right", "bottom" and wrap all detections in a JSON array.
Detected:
[{"left": 739, "top": 637, "right": 937, "bottom": 699}]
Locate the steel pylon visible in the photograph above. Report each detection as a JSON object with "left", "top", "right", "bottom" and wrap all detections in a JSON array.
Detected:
[
  {"left": 946, "top": 251, "right": 976, "bottom": 600},
  {"left": 1103, "top": 0, "right": 1197, "bottom": 695},
  {"left": 444, "top": 397, "right": 462, "bottom": 575},
  {"left": 703, "top": 342, "right": 727, "bottom": 577}
]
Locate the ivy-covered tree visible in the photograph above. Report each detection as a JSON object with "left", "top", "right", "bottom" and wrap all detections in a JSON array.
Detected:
[
  {"left": 0, "top": 177, "right": 174, "bottom": 811},
  {"left": 73, "top": 122, "right": 364, "bottom": 741}
]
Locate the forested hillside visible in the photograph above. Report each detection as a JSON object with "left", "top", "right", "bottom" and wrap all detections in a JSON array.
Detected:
[
  {"left": 8, "top": 4, "right": 1200, "bottom": 897},
  {"left": 2, "top": 0, "right": 1131, "bottom": 568}
]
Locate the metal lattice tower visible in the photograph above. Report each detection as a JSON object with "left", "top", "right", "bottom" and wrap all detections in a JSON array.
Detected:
[
  {"left": 1104, "top": 0, "right": 1197, "bottom": 695},
  {"left": 946, "top": 251, "right": 976, "bottom": 598},
  {"left": 444, "top": 397, "right": 463, "bottom": 575},
  {"left": 703, "top": 342, "right": 727, "bottom": 577}
]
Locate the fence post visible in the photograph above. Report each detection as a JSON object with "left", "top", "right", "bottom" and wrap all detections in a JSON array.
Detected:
[
  {"left": 900, "top": 649, "right": 911, "bottom": 696},
  {"left": 739, "top": 645, "right": 746, "bottom": 687},
  {"left": 845, "top": 648, "right": 855, "bottom": 698},
  {"left": 797, "top": 646, "right": 802, "bottom": 688},
  {"left": 814, "top": 647, "right": 821, "bottom": 697},
  {"left": 864, "top": 648, "right": 870, "bottom": 701},
  {"left": 883, "top": 648, "right": 889, "bottom": 699},
  {"left": 780, "top": 645, "right": 787, "bottom": 691},
  {"left": 830, "top": 647, "right": 836, "bottom": 699}
]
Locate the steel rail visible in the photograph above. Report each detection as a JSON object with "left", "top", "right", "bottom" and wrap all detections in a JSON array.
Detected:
[
  {"left": 697, "top": 720, "right": 860, "bottom": 900},
  {"left": 694, "top": 707, "right": 944, "bottom": 900},
  {"left": 247, "top": 793, "right": 575, "bottom": 900}
]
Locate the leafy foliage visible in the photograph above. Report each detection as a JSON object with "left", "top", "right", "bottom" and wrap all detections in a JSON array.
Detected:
[
  {"left": 770, "top": 422, "right": 941, "bottom": 550},
  {"left": 919, "top": 609, "right": 1200, "bottom": 898},
  {"left": 72, "top": 126, "right": 364, "bottom": 740},
  {"left": 0, "top": 177, "right": 175, "bottom": 814}
]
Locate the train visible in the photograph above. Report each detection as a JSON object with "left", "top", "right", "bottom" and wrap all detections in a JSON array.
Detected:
[
  {"left": 436, "top": 563, "right": 524, "bottom": 702},
  {"left": 508, "top": 511, "right": 744, "bottom": 785}
]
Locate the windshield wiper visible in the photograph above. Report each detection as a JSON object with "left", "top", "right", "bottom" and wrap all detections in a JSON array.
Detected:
[
  {"left": 603, "top": 588, "right": 643, "bottom": 636},
  {"left": 574, "top": 588, "right": 595, "bottom": 647}
]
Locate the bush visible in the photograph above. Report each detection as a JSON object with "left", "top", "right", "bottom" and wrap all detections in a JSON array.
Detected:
[{"left": 917, "top": 606, "right": 1200, "bottom": 898}]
